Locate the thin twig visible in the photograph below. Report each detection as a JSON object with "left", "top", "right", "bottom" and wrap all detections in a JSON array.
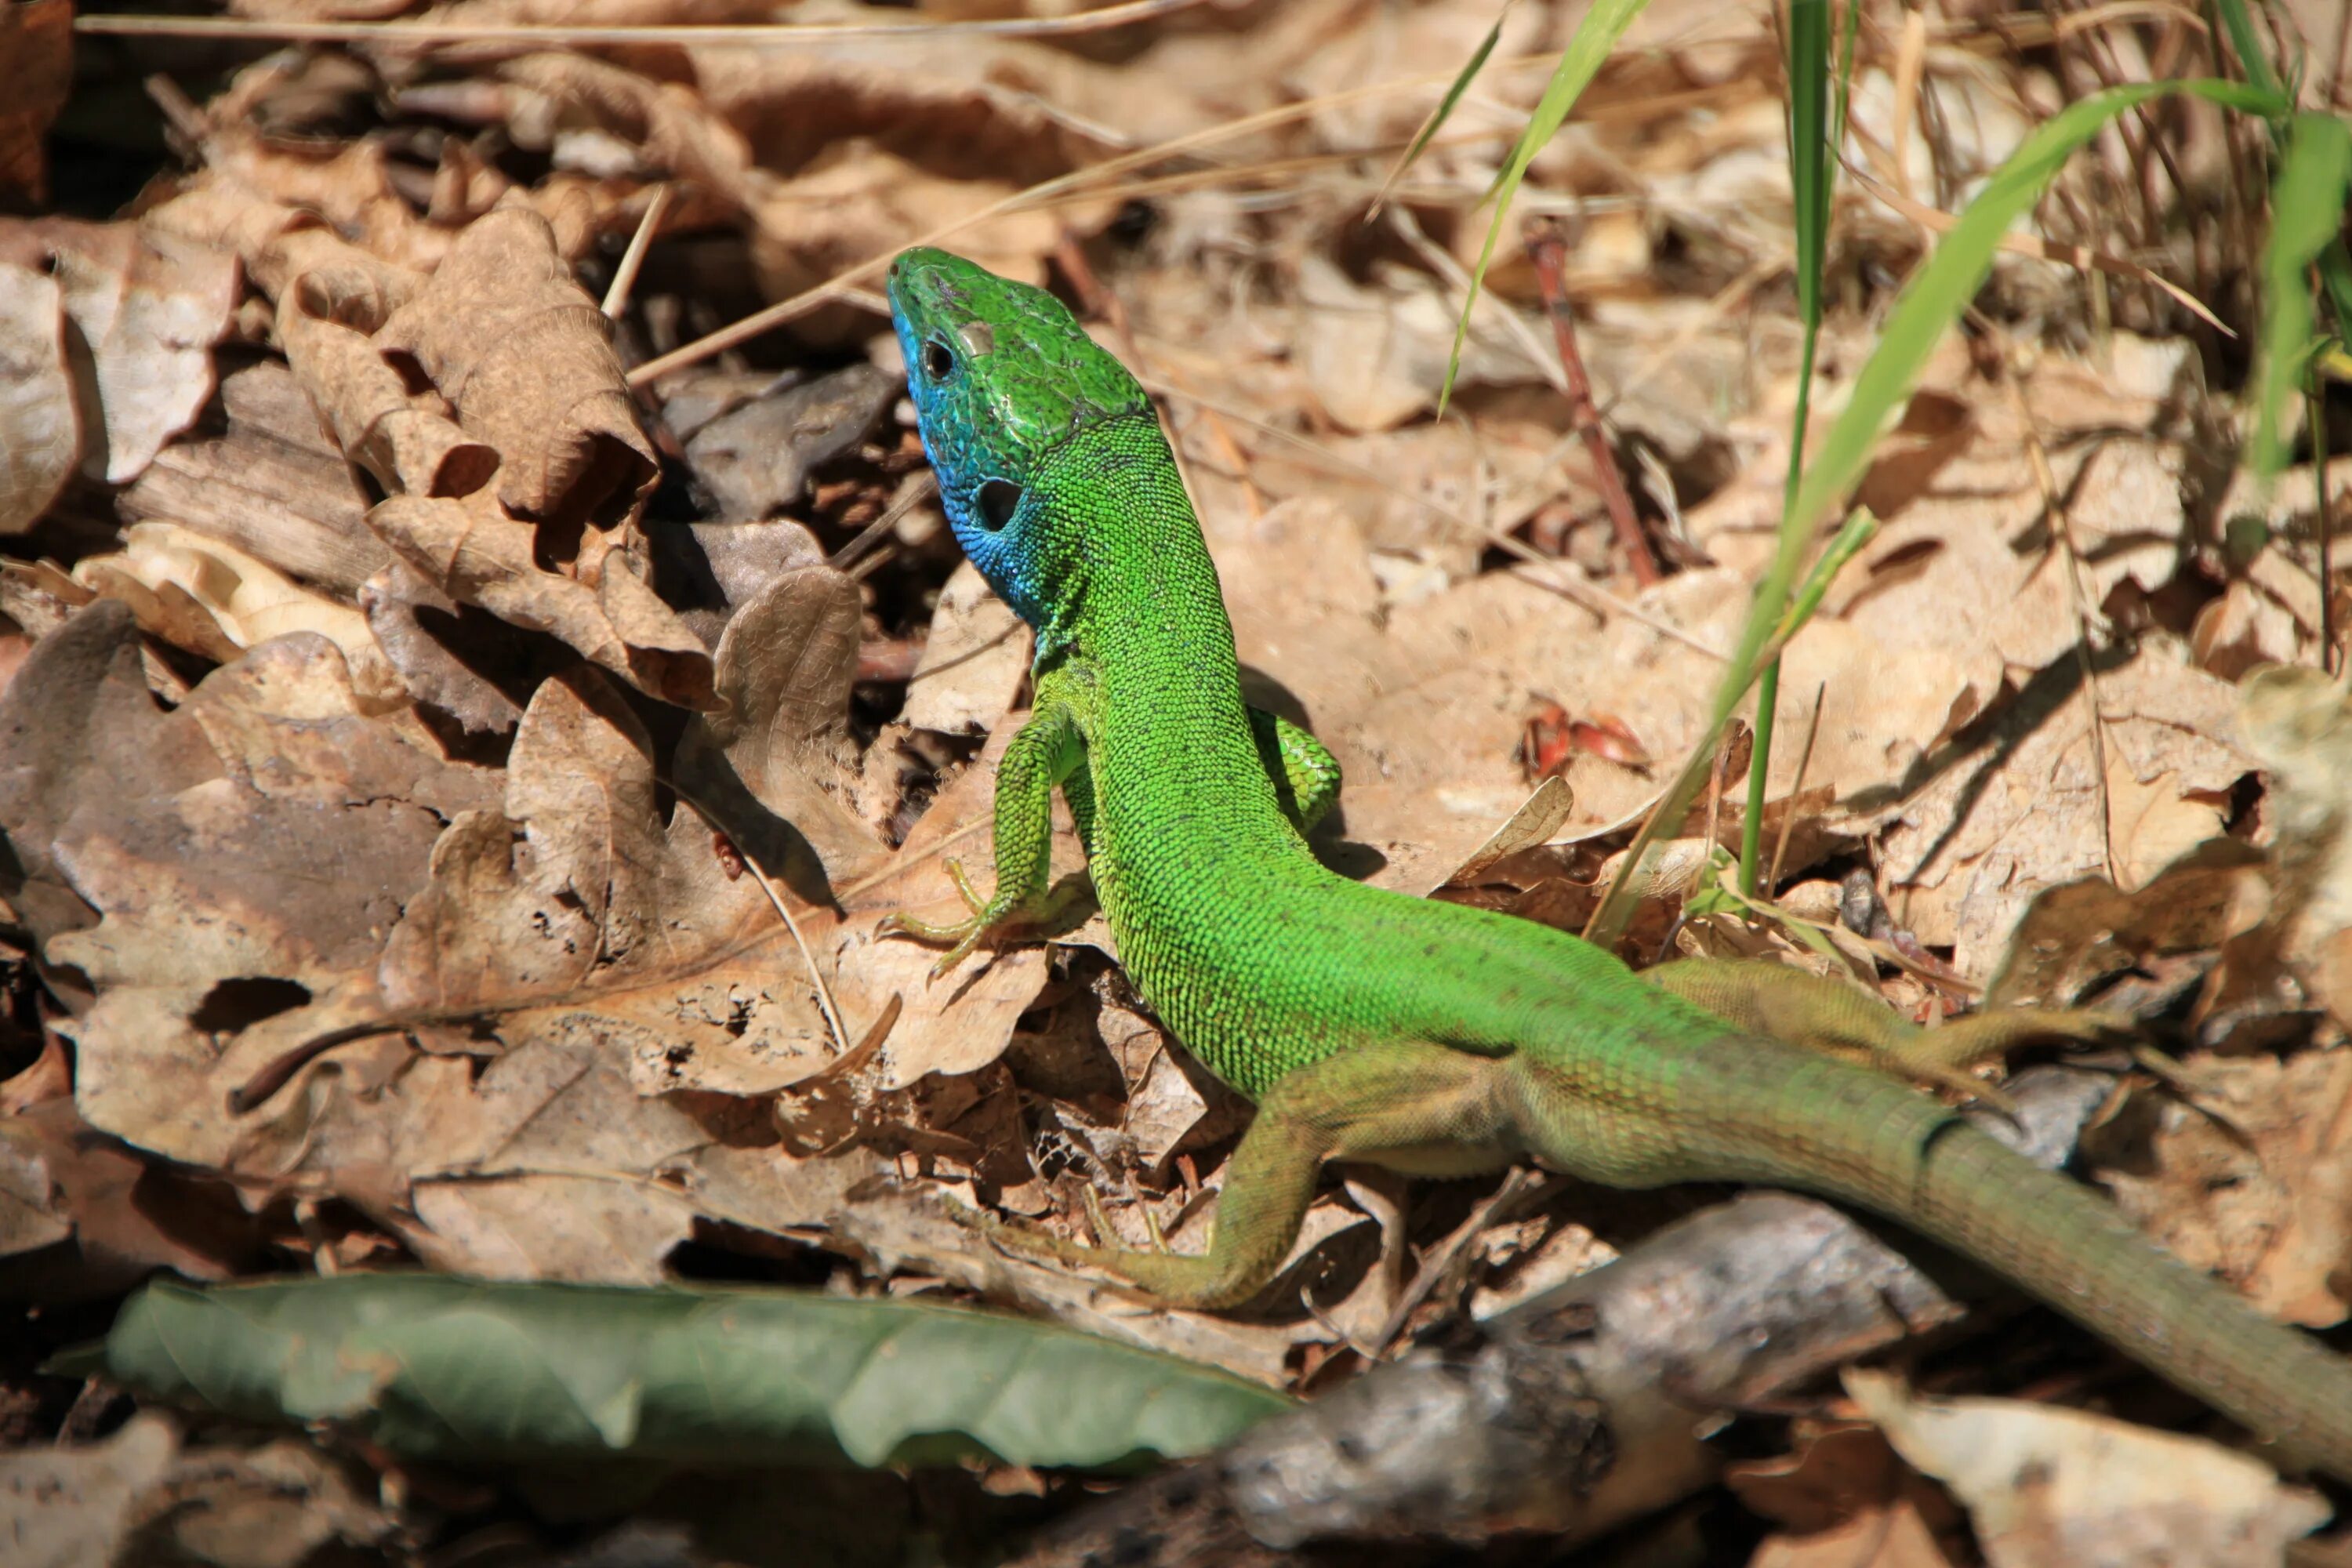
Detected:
[
  {"left": 1766, "top": 681, "right": 1828, "bottom": 895},
  {"left": 601, "top": 185, "right": 671, "bottom": 321},
  {"left": 1523, "top": 216, "right": 1660, "bottom": 587},
  {"left": 2003, "top": 353, "right": 2121, "bottom": 887},
  {"left": 2316, "top": 368, "right": 2338, "bottom": 675},
  {"left": 668, "top": 786, "right": 851, "bottom": 1057},
  {"left": 75, "top": 0, "right": 1210, "bottom": 45}
]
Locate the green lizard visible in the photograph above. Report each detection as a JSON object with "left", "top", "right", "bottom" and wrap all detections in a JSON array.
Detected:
[{"left": 880, "top": 246, "right": 2352, "bottom": 1480}]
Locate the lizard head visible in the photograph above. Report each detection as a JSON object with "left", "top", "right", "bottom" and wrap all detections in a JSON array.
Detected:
[{"left": 887, "top": 247, "right": 1150, "bottom": 633}]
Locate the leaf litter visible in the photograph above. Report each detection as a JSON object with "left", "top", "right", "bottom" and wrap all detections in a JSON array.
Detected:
[{"left": 4, "top": 0, "right": 2352, "bottom": 1561}]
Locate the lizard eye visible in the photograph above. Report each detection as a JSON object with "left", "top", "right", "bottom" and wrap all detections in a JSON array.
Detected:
[
  {"left": 975, "top": 479, "right": 1023, "bottom": 532},
  {"left": 921, "top": 339, "right": 956, "bottom": 381}
]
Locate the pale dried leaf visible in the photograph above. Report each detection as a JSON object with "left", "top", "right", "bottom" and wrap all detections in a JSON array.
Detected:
[
  {"left": 0, "top": 1414, "right": 179, "bottom": 1568},
  {"left": 2088, "top": 1050, "right": 2352, "bottom": 1328},
  {"left": 902, "top": 559, "right": 1030, "bottom": 736},
  {"left": 118, "top": 361, "right": 393, "bottom": 593},
  {"left": 0, "top": 261, "right": 78, "bottom": 533},
  {"left": 1846, "top": 1369, "right": 2328, "bottom": 1568},
  {"left": 0, "top": 216, "right": 241, "bottom": 485},
  {"left": 72, "top": 522, "right": 407, "bottom": 710},
  {"left": 1292, "top": 256, "right": 1549, "bottom": 434}
]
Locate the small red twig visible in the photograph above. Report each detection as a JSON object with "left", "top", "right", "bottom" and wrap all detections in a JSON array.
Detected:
[{"left": 1523, "top": 216, "right": 1661, "bottom": 587}]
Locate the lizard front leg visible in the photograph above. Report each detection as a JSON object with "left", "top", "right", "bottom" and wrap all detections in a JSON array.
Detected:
[
  {"left": 982, "top": 1040, "right": 1509, "bottom": 1309},
  {"left": 884, "top": 696, "right": 1087, "bottom": 976}
]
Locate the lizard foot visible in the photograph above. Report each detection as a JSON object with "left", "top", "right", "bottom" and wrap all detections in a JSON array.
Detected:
[{"left": 878, "top": 858, "right": 1000, "bottom": 978}]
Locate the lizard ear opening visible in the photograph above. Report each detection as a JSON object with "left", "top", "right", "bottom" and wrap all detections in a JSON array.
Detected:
[{"left": 976, "top": 479, "right": 1023, "bottom": 532}]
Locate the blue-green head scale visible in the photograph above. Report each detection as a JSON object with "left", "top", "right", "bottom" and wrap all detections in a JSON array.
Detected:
[{"left": 887, "top": 248, "right": 1153, "bottom": 650}]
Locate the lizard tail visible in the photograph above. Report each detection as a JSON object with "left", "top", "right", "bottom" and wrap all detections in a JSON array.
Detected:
[{"left": 1712, "top": 1059, "right": 2352, "bottom": 1482}]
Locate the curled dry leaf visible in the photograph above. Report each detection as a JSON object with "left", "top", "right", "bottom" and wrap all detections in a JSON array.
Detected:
[
  {"left": 674, "top": 563, "right": 889, "bottom": 898},
  {"left": 71, "top": 522, "right": 408, "bottom": 711},
  {"left": 150, "top": 181, "right": 706, "bottom": 711},
  {"left": 375, "top": 207, "right": 656, "bottom": 534},
  {"left": 0, "top": 216, "right": 239, "bottom": 486},
  {"left": 0, "top": 260, "right": 77, "bottom": 534},
  {"left": 277, "top": 285, "right": 500, "bottom": 502},
  {"left": 1845, "top": 1369, "right": 2328, "bottom": 1568},
  {"left": 117, "top": 361, "right": 392, "bottom": 593},
  {"left": 370, "top": 492, "right": 714, "bottom": 710}
]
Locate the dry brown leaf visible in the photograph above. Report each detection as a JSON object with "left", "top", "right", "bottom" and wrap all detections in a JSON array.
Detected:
[
  {"left": 378, "top": 662, "right": 1034, "bottom": 1102},
  {"left": 0, "top": 1414, "right": 180, "bottom": 1568},
  {"left": 675, "top": 562, "right": 890, "bottom": 895},
  {"left": 0, "top": 216, "right": 240, "bottom": 485},
  {"left": 117, "top": 361, "right": 392, "bottom": 593},
  {"left": 2086, "top": 1049, "right": 2352, "bottom": 1329},
  {"left": 0, "top": 604, "right": 499, "bottom": 1171},
  {"left": 357, "top": 559, "right": 528, "bottom": 734},
  {"left": 71, "top": 522, "right": 408, "bottom": 711},
  {"left": 369, "top": 492, "right": 714, "bottom": 710},
  {"left": 0, "top": 1098, "right": 249, "bottom": 1293},
  {"left": 1246, "top": 417, "right": 1576, "bottom": 591},
  {"left": 1989, "top": 837, "right": 2266, "bottom": 1011},
  {"left": 1731, "top": 1424, "right": 1965, "bottom": 1568},
  {"left": 1846, "top": 1369, "right": 2328, "bottom": 1568},
  {"left": 0, "top": 0, "right": 72, "bottom": 207},
  {"left": 277, "top": 289, "right": 500, "bottom": 501},
  {"left": 0, "top": 260, "right": 78, "bottom": 534},
  {"left": 376, "top": 207, "right": 656, "bottom": 534},
  {"left": 1860, "top": 644, "right": 2251, "bottom": 975},
  {"left": 901, "top": 559, "right": 1031, "bottom": 736}
]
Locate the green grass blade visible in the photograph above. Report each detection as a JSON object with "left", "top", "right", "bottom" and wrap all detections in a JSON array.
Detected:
[
  {"left": 1592, "top": 75, "right": 2287, "bottom": 946},
  {"left": 2252, "top": 111, "right": 2352, "bottom": 483},
  {"left": 1439, "top": 0, "right": 1653, "bottom": 411},
  {"left": 49, "top": 1275, "right": 1292, "bottom": 1472},
  {"left": 1740, "top": 0, "right": 1838, "bottom": 895},
  {"left": 2208, "top": 0, "right": 2352, "bottom": 350},
  {"left": 2211, "top": 0, "right": 2281, "bottom": 96},
  {"left": 1371, "top": 2, "right": 1513, "bottom": 217}
]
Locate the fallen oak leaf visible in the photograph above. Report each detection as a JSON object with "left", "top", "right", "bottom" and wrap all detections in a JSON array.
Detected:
[
  {"left": 0, "top": 213, "right": 239, "bottom": 485},
  {"left": 376, "top": 206, "right": 655, "bottom": 539},
  {"left": 0, "top": 259, "right": 78, "bottom": 534},
  {"left": 370, "top": 492, "right": 713, "bottom": 711},
  {"left": 71, "top": 521, "right": 408, "bottom": 712},
  {"left": 1845, "top": 1368, "right": 2328, "bottom": 1568}
]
